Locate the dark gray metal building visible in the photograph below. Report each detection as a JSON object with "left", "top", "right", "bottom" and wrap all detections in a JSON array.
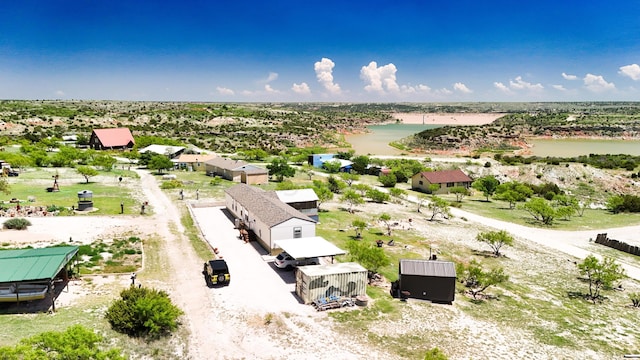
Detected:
[{"left": 396, "top": 259, "right": 456, "bottom": 303}]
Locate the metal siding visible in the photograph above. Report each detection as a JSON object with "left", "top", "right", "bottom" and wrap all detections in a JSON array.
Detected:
[
  {"left": 400, "top": 274, "right": 456, "bottom": 303},
  {"left": 296, "top": 263, "right": 367, "bottom": 304},
  {"left": 399, "top": 259, "right": 456, "bottom": 278}
]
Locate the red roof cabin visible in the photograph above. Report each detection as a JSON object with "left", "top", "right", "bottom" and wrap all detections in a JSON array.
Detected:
[
  {"left": 89, "top": 128, "right": 135, "bottom": 150},
  {"left": 411, "top": 169, "right": 473, "bottom": 194}
]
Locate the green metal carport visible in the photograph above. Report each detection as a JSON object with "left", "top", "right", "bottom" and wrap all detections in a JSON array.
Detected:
[{"left": 0, "top": 246, "right": 79, "bottom": 311}]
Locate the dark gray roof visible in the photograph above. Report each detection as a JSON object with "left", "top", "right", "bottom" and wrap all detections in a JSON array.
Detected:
[
  {"left": 235, "top": 164, "right": 268, "bottom": 174},
  {"left": 204, "top": 157, "right": 248, "bottom": 170},
  {"left": 399, "top": 259, "right": 456, "bottom": 278},
  {"left": 225, "top": 184, "right": 314, "bottom": 227}
]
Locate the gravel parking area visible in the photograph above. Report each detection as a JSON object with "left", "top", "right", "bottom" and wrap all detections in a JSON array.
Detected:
[{"left": 190, "top": 206, "right": 309, "bottom": 314}]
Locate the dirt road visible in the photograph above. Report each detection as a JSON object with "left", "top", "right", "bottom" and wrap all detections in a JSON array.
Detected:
[{"left": 136, "top": 169, "right": 393, "bottom": 359}]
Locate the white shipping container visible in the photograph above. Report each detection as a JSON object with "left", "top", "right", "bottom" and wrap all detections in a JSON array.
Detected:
[{"left": 295, "top": 262, "right": 368, "bottom": 304}]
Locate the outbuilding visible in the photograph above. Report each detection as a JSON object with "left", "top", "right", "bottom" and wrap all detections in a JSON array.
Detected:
[
  {"left": 395, "top": 259, "right": 456, "bottom": 304},
  {"left": 0, "top": 246, "right": 78, "bottom": 311},
  {"left": 295, "top": 262, "right": 367, "bottom": 304}
]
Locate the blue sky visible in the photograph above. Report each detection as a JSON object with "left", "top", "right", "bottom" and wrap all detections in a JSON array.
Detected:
[{"left": 1, "top": 1, "right": 639, "bottom": 102}]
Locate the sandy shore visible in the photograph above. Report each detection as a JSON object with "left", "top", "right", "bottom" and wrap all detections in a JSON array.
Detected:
[{"left": 392, "top": 112, "right": 504, "bottom": 125}]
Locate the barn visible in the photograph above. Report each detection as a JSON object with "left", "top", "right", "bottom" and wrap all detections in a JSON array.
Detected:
[
  {"left": 89, "top": 128, "right": 135, "bottom": 150},
  {"left": 395, "top": 259, "right": 456, "bottom": 304}
]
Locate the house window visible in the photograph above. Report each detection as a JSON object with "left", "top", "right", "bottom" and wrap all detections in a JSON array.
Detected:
[
  {"left": 293, "top": 227, "right": 302, "bottom": 238},
  {"left": 418, "top": 180, "right": 423, "bottom": 185},
  {"left": 447, "top": 182, "right": 454, "bottom": 187}
]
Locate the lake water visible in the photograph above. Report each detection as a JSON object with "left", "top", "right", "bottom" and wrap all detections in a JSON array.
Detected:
[
  {"left": 345, "top": 124, "right": 640, "bottom": 157},
  {"left": 345, "top": 124, "right": 440, "bottom": 155},
  {"left": 527, "top": 138, "right": 640, "bottom": 157}
]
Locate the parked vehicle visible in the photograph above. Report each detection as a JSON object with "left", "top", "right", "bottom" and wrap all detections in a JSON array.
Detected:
[
  {"left": 203, "top": 259, "right": 230, "bottom": 286},
  {"left": 274, "top": 251, "right": 319, "bottom": 270}
]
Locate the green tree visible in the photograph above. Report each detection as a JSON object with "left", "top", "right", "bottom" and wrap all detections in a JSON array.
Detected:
[
  {"left": 76, "top": 165, "right": 99, "bottom": 184},
  {"left": 267, "top": 157, "right": 296, "bottom": 182},
  {"left": 424, "top": 347, "right": 449, "bottom": 360},
  {"left": 0, "top": 325, "right": 126, "bottom": 359},
  {"left": 494, "top": 181, "right": 533, "bottom": 209},
  {"left": 476, "top": 230, "right": 514, "bottom": 257},
  {"left": 366, "top": 188, "right": 390, "bottom": 203},
  {"left": 49, "top": 146, "right": 81, "bottom": 167},
  {"left": 471, "top": 175, "right": 500, "bottom": 201},
  {"left": 312, "top": 181, "right": 333, "bottom": 210},
  {"left": 340, "top": 189, "right": 364, "bottom": 213},
  {"left": 520, "top": 198, "right": 556, "bottom": 225},
  {"left": 0, "top": 178, "right": 9, "bottom": 195},
  {"left": 351, "top": 155, "right": 370, "bottom": 174},
  {"left": 352, "top": 183, "right": 372, "bottom": 196},
  {"left": 352, "top": 219, "right": 367, "bottom": 238},
  {"left": 346, "top": 240, "right": 390, "bottom": 273},
  {"left": 378, "top": 213, "right": 392, "bottom": 236},
  {"left": 449, "top": 186, "right": 470, "bottom": 202},
  {"left": 553, "top": 194, "right": 580, "bottom": 220},
  {"left": 106, "top": 286, "right": 184, "bottom": 338},
  {"left": 339, "top": 172, "right": 360, "bottom": 186},
  {"left": 92, "top": 154, "right": 117, "bottom": 171},
  {"left": 241, "top": 148, "right": 268, "bottom": 161},
  {"left": 378, "top": 172, "right": 397, "bottom": 187},
  {"left": 147, "top": 155, "right": 174, "bottom": 174},
  {"left": 327, "top": 175, "right": 347, "bottom": 193},
  {"left": 0, "top": 152, "right": 32, "bottom": 169},
  {"left": 427, "top": 196, "right": 451, "bottom": 221},
  {"left": 389, "top": 187, "right": 407, "bottom": 203},
  {"left": 275, "top": 180, "right": 298, "bottom": 190},
  {"left": 577, "top": 255, "right": 625, "bottom": 303},
  {"left": 460, "top": 260, "right": 509, "bottom": 299},
  {"left": 322, "top": 159, "right": 342, "bottom": 173}
]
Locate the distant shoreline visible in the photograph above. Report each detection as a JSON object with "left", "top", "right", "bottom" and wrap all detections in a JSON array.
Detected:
[{"left": 390, "top": 112, "right": 505, "bottom": 126}]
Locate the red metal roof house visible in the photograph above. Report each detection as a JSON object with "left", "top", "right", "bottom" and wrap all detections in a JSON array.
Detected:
[
  {"left": 411, "top": 169, "right": 473, "bottom": 194},
  {"left": 89, "top": 128, "right": 135, "bottom": 150}
]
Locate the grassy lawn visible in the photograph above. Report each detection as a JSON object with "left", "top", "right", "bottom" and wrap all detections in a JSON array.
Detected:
[
  {"left": 154, "top": 169, "right": 235, "bottom": 201},
  {"left": 3, "top": 168, "right": 139, "bottom": 215}
]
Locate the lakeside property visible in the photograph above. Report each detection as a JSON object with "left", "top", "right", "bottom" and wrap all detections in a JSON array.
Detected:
[{"left": 346, "top": 120, "right": 640, "bottom": 157}]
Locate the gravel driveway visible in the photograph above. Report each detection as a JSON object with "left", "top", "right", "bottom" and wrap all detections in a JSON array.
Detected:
[{"left": 190, "top": 206, "right": 310, "bottom": 314}]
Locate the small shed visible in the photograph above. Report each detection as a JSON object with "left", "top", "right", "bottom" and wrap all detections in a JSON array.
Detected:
[
  {"left": 295, "top": 262, "right": 367, "bottom": 304},
  {"left": 397, "top": 259, "right": 456, "bottom": 303}
]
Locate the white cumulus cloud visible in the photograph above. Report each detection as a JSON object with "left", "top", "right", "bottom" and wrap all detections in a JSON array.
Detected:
[
  {"left": 453, "top": 82, "right": 472, "bottom": 93},
  {"left": 266, "top": 72, "right": 278, "bottom": 82},
  {"left": 436, "top": 88, "right": 452, "bottom": 95},
  {"left": 619, "top": 64, "right": 640, "bottom": 81},
  {"left": 314, "top": 58, "right": 341, "bottom": 94},
  {"left": 216, "top": 87, "right": 234, "bottom": 95},
  {"left": 400, "top": 84, "right": 431, "bottom": 94},
  {"left": 494, "top": 82, "right": 511, "bottom": 93},
  {"left": 360, "top": 61, "right": 400, "bottom": 93},
  {"left": 55, "top": 90, "right": 65, "bottom": 97},
  {"left": 292, "top": 82, "right": 311, "bottom": 94},
  {"left": 509, "top": 76, "right": 543, "bottom": 91},
  {"left": 552, "top": 84, "right": 567, "bottom": 91},
  {"left": 562, "top": 72, "right": 578, "bottom": 80},
  {"left": 583, "top": 73, "right": 615, "bottom": 92},
  {"left": 264, "top": 84, "right": 280, "bottom": 93}
]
